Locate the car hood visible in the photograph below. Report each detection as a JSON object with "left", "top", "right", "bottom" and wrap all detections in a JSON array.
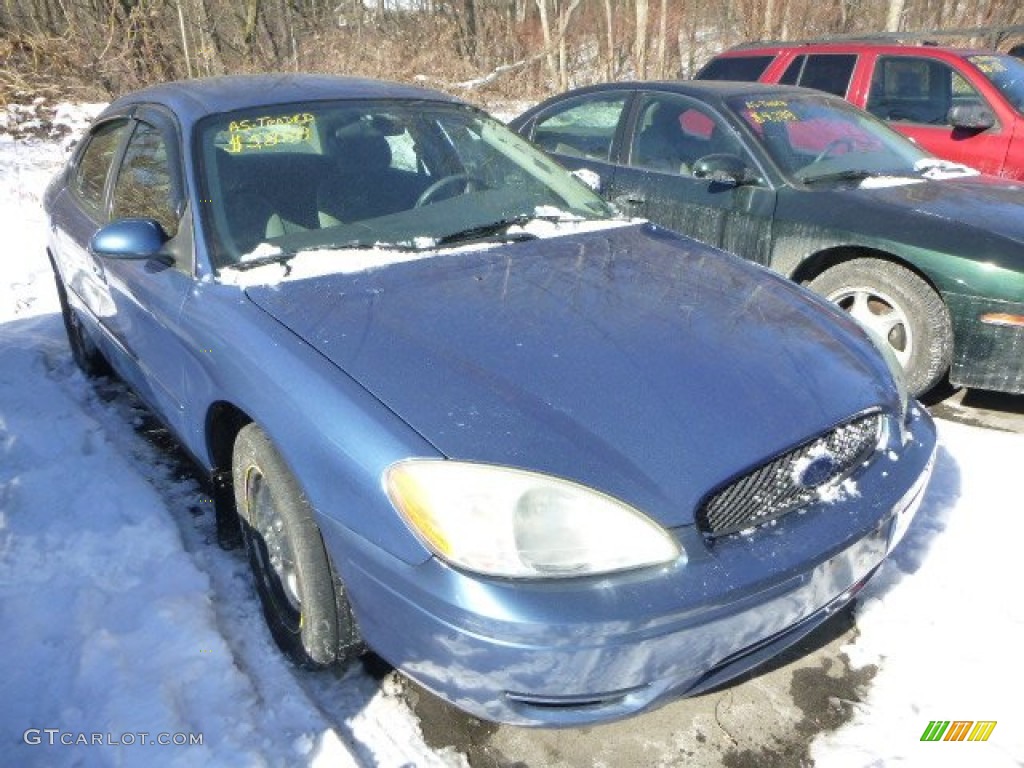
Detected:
[
  {"left": 244, "top": 224, "right": 896, "bottom": 527},
  {"left": 851, "top": 174, "right": 1024, "bottom": 249}
]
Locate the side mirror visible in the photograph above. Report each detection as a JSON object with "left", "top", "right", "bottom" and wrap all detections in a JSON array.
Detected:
[
  {"left": 692, "top": 154, "right": 752, "bottom": 186},
  {"left": 90, "top": 218, "right": 171, "bottom": 263},
  {"left": 948, "top": 103, "right": 995, "bottom": 131}
]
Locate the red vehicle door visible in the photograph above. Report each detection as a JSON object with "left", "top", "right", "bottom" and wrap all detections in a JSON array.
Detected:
[{"left": 855, "top": 52, "right": 1015, "bottom": 177}]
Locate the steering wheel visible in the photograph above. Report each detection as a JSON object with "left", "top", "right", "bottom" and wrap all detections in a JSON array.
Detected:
[
  {"left": 813, "top": 138, "right": 856, "bottom": 164},
  {"left": 415, "top": 174, "right": 482, "bottom": 207}
]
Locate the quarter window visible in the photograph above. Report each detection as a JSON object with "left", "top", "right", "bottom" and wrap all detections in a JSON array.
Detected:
[
  {"left": 531, "top": 95, "right": 628, "bottom": 162},
  {"left": 73, "top": 120, "right": 130, "bottom": 214},
  {"left": 111, "top": 121, "right": 180, "bottom": 237}
]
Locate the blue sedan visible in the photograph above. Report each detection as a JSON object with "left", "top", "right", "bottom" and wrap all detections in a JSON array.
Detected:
[{"left": 44, "top": 74, "right": 936, "bottom": 726}]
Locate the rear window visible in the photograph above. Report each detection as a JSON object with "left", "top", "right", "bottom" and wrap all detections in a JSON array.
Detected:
[{"left": 697, "top": 55, "right": 775, "bottom": 82}]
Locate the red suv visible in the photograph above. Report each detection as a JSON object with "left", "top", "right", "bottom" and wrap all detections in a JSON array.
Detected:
[{"left": 697, "top": 41, "right": 1024, "bottom": 179}]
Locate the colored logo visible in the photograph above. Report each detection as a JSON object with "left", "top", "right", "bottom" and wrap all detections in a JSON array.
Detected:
[{"left": 921, "top": 720, "right": 997, "bottom": 742}]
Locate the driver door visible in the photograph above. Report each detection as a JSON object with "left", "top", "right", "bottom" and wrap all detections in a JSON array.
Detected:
[
  {"left": 606, "top": 92, "right": 777, "bottom": 265},
  {"left": 100, "top": 107, "right": 195, "bottom": 436}
]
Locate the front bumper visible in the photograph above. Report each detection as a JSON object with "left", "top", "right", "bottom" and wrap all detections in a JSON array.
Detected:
[
  {"left": 947, "top": 293, "right": 1024, "bottom": 394},
  {"left": 323, "top": 405, "right": 936, "bottom": 726}
]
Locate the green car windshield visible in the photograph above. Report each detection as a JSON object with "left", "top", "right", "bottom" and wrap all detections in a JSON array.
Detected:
[
  {"left": 195, "top": 101, "right": 612, "bottom": 267},
  {"left": 967, "top": 54, "right": 1024, "bottom": 113},
  {"left": 725, "top": 92, "right": 933, "bottom": 183}
]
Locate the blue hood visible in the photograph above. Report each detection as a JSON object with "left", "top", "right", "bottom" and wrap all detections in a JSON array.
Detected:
[{"left": 245, "top": 224, "right": 897, "bottom": 527}]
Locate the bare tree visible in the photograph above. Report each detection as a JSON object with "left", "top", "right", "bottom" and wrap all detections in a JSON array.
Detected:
[
  {"left": 634, "top": 0, "right": 648, "bottom": 78},
  {"left": 601, "top": 0, "right": 615, "bottom": 79}
]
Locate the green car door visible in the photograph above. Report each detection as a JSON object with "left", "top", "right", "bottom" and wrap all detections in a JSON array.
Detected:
[{"left": 606, "top": 91, "right": 777, "bottom": 265}]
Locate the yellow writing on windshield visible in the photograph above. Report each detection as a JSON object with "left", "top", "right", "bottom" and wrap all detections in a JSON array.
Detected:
[
  {"left": 225, "top": 113, "right": 315, "bottom": 153},
  {"left": 745, "top": 100, "right": 798, "bottom": 124}
]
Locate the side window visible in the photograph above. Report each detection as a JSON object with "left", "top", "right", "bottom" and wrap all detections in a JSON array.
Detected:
[
  {"left": 531, "top": 94, "right": 628, "bottom": 162},
  {"left": 779, "top": 56, "right": 805, "bottom": 85},
  {"left": 867, "top": 57, "right": 971, "bottom": 126},
  {"left": 629, "top": 94, "right": 743, "bottom": 176},
  {"left": 73, "top": 120, "right": 130, "bottom": 214},
  {"left": 111, "top": 121, "right": 180, "bottom": 237},
  {"left": 697, "top": 55, "right": 775, "bottom": 81},
  {"left": 784, "top": 54, "right": 857, "bottom": 97},
  {"left": 950, "top": 71, "right": 986, "bottom": 113}
]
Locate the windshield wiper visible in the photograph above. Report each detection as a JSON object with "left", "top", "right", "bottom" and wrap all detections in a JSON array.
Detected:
[
  {"left": 230, "top": 249, "right": 295, "bottom": 271},
  {"left": 229, "top": 240, "right": 421, "bottom": 272},
  {"left": 798, "top": 169, "right": 879, "bottom": 185},
  {"left": 436, "top": 215, "right": 545, "bottom": 247}
]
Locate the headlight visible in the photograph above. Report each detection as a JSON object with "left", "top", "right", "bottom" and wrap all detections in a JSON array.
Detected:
[{"left": 385, "top": 460, "right": 682, "bottom": 578}]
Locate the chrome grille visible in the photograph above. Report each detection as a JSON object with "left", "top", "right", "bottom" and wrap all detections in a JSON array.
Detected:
[{"left": 698, "top": 412, "right": 883, "bottom": 536}]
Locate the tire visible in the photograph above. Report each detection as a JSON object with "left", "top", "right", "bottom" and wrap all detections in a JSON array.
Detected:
[
  {"left": 232, "top": 423, "right": 361, "bottom": 669},
  {"left": 807, "top": 258, "right": 952, "bottom": 397},
  {"left": 49, "top": 255, "right": 110, "bottom": 377}
]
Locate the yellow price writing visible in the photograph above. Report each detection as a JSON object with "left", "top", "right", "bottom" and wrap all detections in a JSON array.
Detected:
[
  {"left": 225, "top": 113, "right": 315, "bottom": 153},
  {"left": 748, "top": 108, "right": 798, "bottom": 124}
]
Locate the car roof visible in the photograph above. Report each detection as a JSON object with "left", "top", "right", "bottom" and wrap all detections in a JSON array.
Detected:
[
  {"left": 530, "top": 80, "right": 832, "bottom": 107},
  {"left": 102, "top": 73, "right": 463, "bottom": 123},
  {"left": 717, "top": 41, "right": 993, "bottom": 57}
]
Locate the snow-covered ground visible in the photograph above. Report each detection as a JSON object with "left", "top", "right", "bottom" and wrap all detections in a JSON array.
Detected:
[
  {"left": 0, "top": 131, "right": 466, "bottom": 768},
  {"left": 1, "top": 109, "right": 1022, "bottom": 767}
]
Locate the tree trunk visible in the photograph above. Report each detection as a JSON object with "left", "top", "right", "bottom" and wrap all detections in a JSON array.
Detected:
[
  {"left": 555, "top": 0, "right": 580, "bottom": 91},
  {"left": 655, "top": 0, "right": 668, "bottom": 78},
  {"left": 244, "top": 0, "right": 261, "bottom": 60},
  {"left": 535, "top": 0, "right": 557, "bottom": 85},
  {"left": 177, "top": 0, "right": 193, "bottom": 78},
  {"left": 461, "top": 0, "right": 477, "bottom": 61},
  {"left": 885, "top": 0, "right": 905, "bottom": 31},
  {"left": 763, "top": 0, "right": 775, "bottom": 38},
  {"left": 634, "top": 0, "right": 648, "bottom": 79},
  {"left": 602, "top": 0, "right": 615, "bottom": 80}
]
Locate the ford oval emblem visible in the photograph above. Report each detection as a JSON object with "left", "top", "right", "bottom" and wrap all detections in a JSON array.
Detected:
[{"left": 797, "top": 455, "right": 839, "bottom": 489}]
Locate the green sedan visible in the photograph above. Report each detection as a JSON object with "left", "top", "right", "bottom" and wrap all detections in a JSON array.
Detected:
[{"left": 511, "top": 81, "right": 1024, "bottom": 397}]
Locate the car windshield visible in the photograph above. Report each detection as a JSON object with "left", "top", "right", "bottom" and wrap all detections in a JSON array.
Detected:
[
  {"left": 724, "top": 92, "right": 932, "bottom": 183},
  {"left": 195, "top": 100, "right": 613, "bottom": 268},
  {"left": 967, "top": 54, "right": 1024, "bottom": 112}
]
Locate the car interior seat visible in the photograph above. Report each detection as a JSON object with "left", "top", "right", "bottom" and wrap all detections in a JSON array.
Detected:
[
  {"left": 216, "top": 150, "right": 290, "bottom": 257},
  {"left": 317, "top": 123, "right": 424, "bottom": 226},
  {"left": 632, "top": 103, "right": 690, "bottom": 173}
]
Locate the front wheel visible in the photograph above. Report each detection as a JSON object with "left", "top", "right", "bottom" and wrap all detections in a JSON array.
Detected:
[
  {"left": 807, "top": 259, "right": 952, "bottom": 397},
  {"left": 232, "top": 423, "right": 361, "bottom": 668}
]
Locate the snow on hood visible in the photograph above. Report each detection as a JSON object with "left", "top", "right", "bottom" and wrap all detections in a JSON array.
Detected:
[
  {"left": 857, "top": 158, "right": 979, "bottom": 189},
  {"left": 218, "top": 211, "right": 637, "bottom": 288},
  {"left": 914, "top": 157, "right": 980, "bottom": 180}
]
